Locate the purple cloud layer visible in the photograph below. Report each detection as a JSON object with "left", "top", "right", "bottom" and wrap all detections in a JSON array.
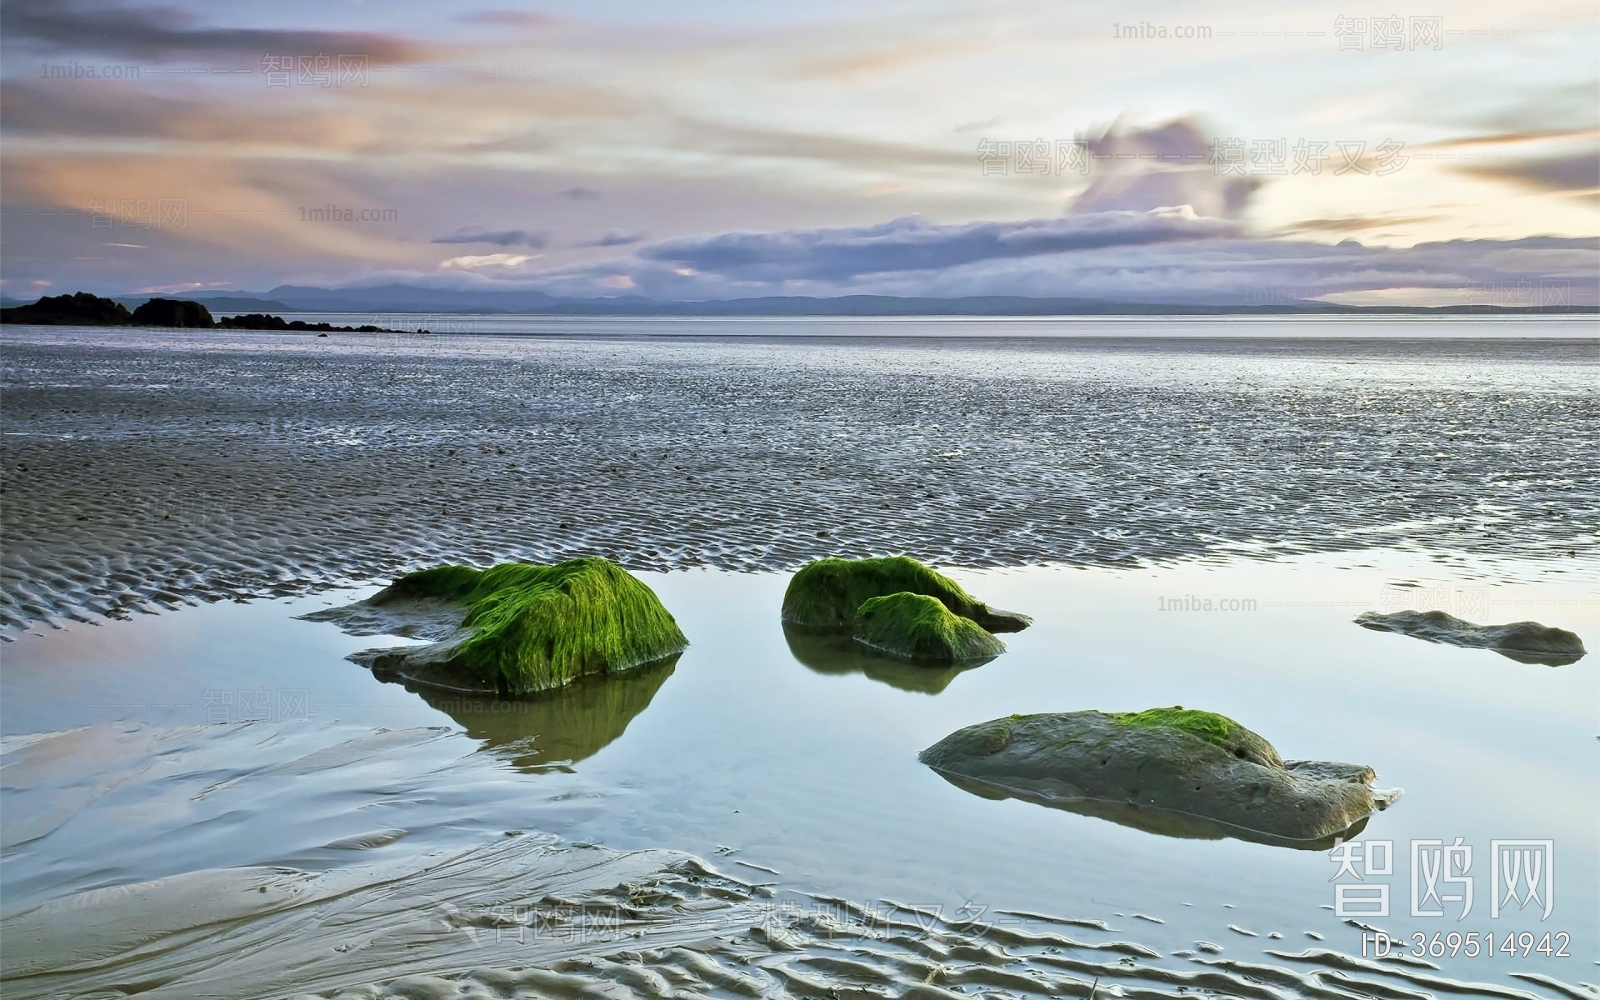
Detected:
[{"left": 514, "top": 213, "right": 1598, "bottom": 305}]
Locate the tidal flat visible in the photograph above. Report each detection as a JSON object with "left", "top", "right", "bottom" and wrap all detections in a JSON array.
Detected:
[{"left": 1, "top": 319, "right": 1596, "bottom": 999}]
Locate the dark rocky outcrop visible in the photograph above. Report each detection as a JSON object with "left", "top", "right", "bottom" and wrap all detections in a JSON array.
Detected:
[
  {"left": 130, "top": 298, "right": 215, "bottom": 328},
  {"left": 2, "top": 290, "right": 403, "bottom": 332},
  {"left": 0, "top": 292, "right": 131, "bottom": 325}
]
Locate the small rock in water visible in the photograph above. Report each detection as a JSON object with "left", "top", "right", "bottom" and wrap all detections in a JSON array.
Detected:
[{"left": 1355, "top": 609, "right": 1586, "bottom": 666}]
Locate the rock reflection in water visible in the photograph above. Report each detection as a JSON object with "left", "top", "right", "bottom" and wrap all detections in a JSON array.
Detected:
[
  {"left": 399, "top": 655, "right": 679, "bottom": 771},
  {"left": 929, "top": 769, "right": 1372, "bottom": 851},
  {"left": 782, "top": 624, "right": 990, "bottom": 694}
]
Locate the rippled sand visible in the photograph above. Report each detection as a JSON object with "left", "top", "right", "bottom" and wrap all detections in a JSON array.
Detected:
[
  {"left": 2, "top": 326, "right": 1595, "bottom": 635},
  {"left": 3, "top": 720, "right": 1577, "bottom": 1000}
]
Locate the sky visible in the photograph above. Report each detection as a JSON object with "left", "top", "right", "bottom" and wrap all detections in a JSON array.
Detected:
[{"left": 1, "top": 0, "right": 1596, "bottom": 305}]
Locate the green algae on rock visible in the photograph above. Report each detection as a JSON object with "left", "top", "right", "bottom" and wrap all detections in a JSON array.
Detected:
[
  {"left": 1112, "top": 706, "right": 1282, "bottom": 768},
  {"left": 303, "top": 557, "right": 688, "bottom": 696},
  {"left": 852, "top": 592, "right": 1006, "bottom": 663},
  {"left": 1355, "top": 609, "right": 1587, "bottom": 666},
  {"left": 920, "top": 709, "right": 1397, "bottom": 846},
  {"left": 780, "top": 555, "right": 1030, "bottom": 632}
]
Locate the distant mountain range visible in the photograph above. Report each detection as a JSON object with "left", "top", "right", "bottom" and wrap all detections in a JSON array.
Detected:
[{"left": 4, "top": 285, "right": 1593, "bottom": 316}]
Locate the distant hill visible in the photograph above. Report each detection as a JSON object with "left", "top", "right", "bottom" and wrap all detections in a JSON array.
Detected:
[
  {"left": 172, "top": 287, "right": 1596, "bottom": 316},
  {"left": 255, "top": 284, "right": 561, "bottom": 313},
  {"left": 123, "top": 295, "right": 292, "bottom": 314},
  {"left": 14, "top": 287, "right": 1597, "bottom": 318}
]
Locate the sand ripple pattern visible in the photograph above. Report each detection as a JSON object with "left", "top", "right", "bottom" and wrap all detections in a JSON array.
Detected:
[
  {"left": 7, "top": 818, "right": 1582, "bottom": 1000},
  {"left": 2, "top": 329, "right": 1596, "bottom": 633}
]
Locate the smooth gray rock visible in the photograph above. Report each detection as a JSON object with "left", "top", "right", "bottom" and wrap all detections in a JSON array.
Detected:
[
  {"left": 1356, "top": 610, "right": 1586, "bottom": 666},
  {"left": 919, "top": 711, "right": 1399, "bottom": 847}
]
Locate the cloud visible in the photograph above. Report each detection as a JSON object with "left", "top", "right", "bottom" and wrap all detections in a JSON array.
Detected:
[
  {"left": 439, "top": 253, "right": 538, "bottom": 269},
  {"left": 636, "top": 211, "right": 1235, "bottom": 282},
  {"left": 672, "top": 117, "right": 973, "bottom": 173},
  {"left": 579, "top": 230, "right": 648, "bottom": 247},
  {"left": 1, "top": 0, "right": 430, "bottom": 63},
  {"left": 1070, "top": 117, "right": 1261, "bottom": 219},
  {"left": 431, "top": 228, "right": 549, "bottom": 248},
  {"left": 1456, "top": 150, "right": 1600, "bottom": 194},
  {"left": 1279, "top": 214, "right": 1445, "bottom": 235},
  {"left": 459, "top": 11, "right": 563, "bottom": 29},
  {"left": 513, "top": 215, "right": 1598, "bottom": 306}
]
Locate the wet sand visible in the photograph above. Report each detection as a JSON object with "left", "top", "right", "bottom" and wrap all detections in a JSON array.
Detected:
[
  {"left": 2, "top": 322, "right": 1597, "bottom": 999},
  {"left": 2, "top": 325, "right": 1596, "bottom": 636}
]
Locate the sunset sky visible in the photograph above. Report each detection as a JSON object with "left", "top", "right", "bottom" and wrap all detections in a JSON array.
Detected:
[{"left": 2, "top": 0, "right": 1596, "bottom": 305}]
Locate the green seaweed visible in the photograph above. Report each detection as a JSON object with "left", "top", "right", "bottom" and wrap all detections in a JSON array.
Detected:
[
  {"left": 852, "top": 592, "right": 1005, "bottom": 662},
  {"left": 1112, "top": 706, "right": 1281, "bottom": 767},
  {"left": 383, "top": 564, "right": 486, "bottom": 602},
  {"left": 781, "top": 555, "right": 1029, "bottom": 632},
  {"left": 371, "top": 557, "right": 688, "bottom": 696}
]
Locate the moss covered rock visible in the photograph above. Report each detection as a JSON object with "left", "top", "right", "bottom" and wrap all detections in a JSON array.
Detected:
[
  {"left": 852, "top": 592, "right": 1005, "bottom": 662},
  {"left": 920, "top": 708, "right": 1398, "bottom": 845},
  {"left": 1356, "top": 610, "right": 1586, "bottom": 666},
  {"left": 304, "top": 558, "right": 687, "bottom": 696},
  {"left": 781, "top": 555, "right": 1030, "bottom": 632}
]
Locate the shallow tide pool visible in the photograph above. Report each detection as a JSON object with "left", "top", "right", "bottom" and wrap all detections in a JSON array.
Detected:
[{"left": 2, "top": 551, "right": 1596, "bottom": 997}]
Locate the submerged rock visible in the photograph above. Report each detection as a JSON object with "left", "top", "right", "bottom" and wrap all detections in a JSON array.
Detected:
[
  {"left": 781, "top": 555, "right": 1030, "bottom": 632},
  {"left": 1355, "top": 610, "right": 1586, "bottom": 666},
  {"left": 919, "top": 708, "right": 1398, "bottom": 846},
  {"left": 852, "top": 592, "right": 1005, "bottom": 662},
  {"left": 302, "top": 557, "right": 688, "bottom": 696}
]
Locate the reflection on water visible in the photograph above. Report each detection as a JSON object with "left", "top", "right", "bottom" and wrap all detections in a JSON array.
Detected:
[
  {"left": 1493, "top": 647, "right": 1586, "bottom": 667},
  {"left": 782, "top": 624, "right": 989, "bottom": 693},
  {"left": 928, "top": 768, "right": 1372, "bottom": 851},
  {"left": 403, "top": 656, "right": 680, "bottom": 771}
]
